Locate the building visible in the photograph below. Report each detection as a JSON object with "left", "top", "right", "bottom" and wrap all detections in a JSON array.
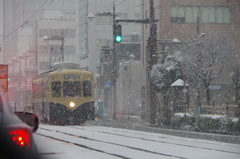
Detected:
[
  {"left": 37, "top": 10, "right": 77, "bottom": 73},
  {"left": 78, "top": 0, "right": 143, "bottom": 116},
  {"left": 2, "top": 0, "right": 78, "bottom": 110},
  {"left": 0, "top": 0, "right": 3, "bottom": 64},
  {"left": 78, "top": 0, "right": 142, "bottom": 73},
  {"left": 141, "top": 0, "right": 240, "bottom": 123}
]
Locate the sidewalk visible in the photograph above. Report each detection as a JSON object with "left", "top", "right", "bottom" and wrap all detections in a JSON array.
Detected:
[{"left": 85, "top": 116, "right": 240, "bottom": 145}]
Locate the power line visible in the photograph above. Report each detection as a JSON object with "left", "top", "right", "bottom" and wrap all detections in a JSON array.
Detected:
[
  {"left": 3, "top": 0, "right": 50, "bottom": 38},
  {"left": 1, "top": 0, "right": 54, "bottom": 48},
  {"left": 67, "top": 0, "right": 142, "bottom": 32},
  {"left": 65, "top": 1, "right": 118, "bottom": 30},
  {"left": 2, "top": 0, "right": 143, "bottom": 53}
]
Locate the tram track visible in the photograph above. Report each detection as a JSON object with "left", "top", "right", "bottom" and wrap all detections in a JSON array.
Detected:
[
  {"left": 70, "top": 126, "right": 240, "bottom": 155},
  {"left": 37, "top": 127, "right": 187, "bottom": 159}
]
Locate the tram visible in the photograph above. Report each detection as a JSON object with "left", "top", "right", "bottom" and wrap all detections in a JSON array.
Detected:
[{"left": 32, "top": 62, "right": 94, "bottom": 125}]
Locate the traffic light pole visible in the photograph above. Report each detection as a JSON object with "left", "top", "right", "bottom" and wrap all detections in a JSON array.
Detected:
[
  {"left": 149, "top": 0, "right": 157, "bottom": 125},
  {"left": 112, "top": 2, "right": 118, "bottom": 120},
  {"left": 111, "top": 1, "right": 157, "bottom": 123}
]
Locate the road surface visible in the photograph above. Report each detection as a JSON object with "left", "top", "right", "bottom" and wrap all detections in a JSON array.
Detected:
[{"left": 34, "top": 124, "right": 240, "bottom": 159}]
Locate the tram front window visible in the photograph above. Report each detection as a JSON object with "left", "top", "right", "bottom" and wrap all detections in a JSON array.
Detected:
[
  {"left": 63, "top": 81, "right": 81, "bottom": 97},
  {"left": 51, "top": 81, "right": 61, "bottom": 97},
  {"left": 83, "top": 81, "right": 92, "bottom": 96}
]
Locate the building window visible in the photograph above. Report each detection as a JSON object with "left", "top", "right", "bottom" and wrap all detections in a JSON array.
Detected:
[
  {"left": 65, "top": 45, "right": 76, "bottom": 54},
  {"left": 96, "top": 16, "right": 112, "bottom": 25},
  {"left": 135, "top": 13, "right": 140, "bottom": 19},
  {"left": 39, "top": 45, "right": 48, "bottom": 54},
  {"left": 39, "top": 61, "right": 49, "bottom": 72},
  {"left": 118, "top": 13, "right": 128, "bottom": 25},
  {"left": 170, "top": 6, "right": 231, "bottom": 24},
  {"left": 96, "top": 39, "right": 112, "bottom": 51}
]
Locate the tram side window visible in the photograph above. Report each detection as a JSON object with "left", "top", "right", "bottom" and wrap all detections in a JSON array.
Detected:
[
  {"left": 51, "top": 81, "right": 61, "bottom": 97},
  {"left": 33, "top": 82, "right": 41, "bottom": 98},
  {"left": 32, "top": 83, "right": 37, "bottom": 98},
  {"left": 83, "top": 81, "right": 92, "bottom": 96},
  {"left": 63, "top": 81, "right": 81, "bottom": 97}
]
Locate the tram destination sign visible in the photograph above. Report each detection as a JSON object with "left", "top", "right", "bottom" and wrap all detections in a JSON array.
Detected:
[{"left": 64, "top": 74, "right": 80, "bottom": 79}]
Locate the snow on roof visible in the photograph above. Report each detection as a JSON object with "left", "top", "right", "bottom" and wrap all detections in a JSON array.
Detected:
[
  {"left": 200, "top": 114, "right": 225, "bottom": 120},
  {"left": 172, "top": 38, "right": 180, "bottom": 43},
  {"left": 50, "top": 62, "right": 80, "bottom": 70},
  {"left": 174, "top": 113, "right": 193, "bottom": 117},
  {"left": 171, "top": 79, "right": 189, "bottom": 87}
]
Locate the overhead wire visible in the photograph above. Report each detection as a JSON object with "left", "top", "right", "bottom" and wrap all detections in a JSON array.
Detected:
[
  {"left": 2, "top": 0, "right": 143, "bottom": 53},
  {"left": 3, "top": 0, "right": 50, "bottom": 38},
  {"left": 62, "top": 0, "right": 144, "bottom": 54},
  {"left": 65, "top": 1, "right": 115, "bottom": 30},
  {"left": 67, "top": 0, "right": 142, "bottom": 32},
  {"left": 94, "top": 1, "right": 144, "bottom": 33},
  {"left": 2, "top": 0, "right": 117, "bottom": 57},
  {"left": 1, "top": 0, "right": 54, "bottom": 48}
]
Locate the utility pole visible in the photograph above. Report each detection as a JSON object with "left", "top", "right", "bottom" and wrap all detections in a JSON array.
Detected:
[
  {"left": 112, "top": 2, "right": 118, "bottom": 120},
  {"left": 148, "top": 0, "right": 157, "bottom": 125},
  {"left": 62, "top": 29, "right": 64, "bottom": 62},
  {"left": 111, "top": 0, "right": 158, "bottom": 121}
]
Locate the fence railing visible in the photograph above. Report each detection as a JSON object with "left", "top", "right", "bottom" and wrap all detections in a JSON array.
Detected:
[{"left": 202, "top": 104, "right": 240, "bottom": 117}]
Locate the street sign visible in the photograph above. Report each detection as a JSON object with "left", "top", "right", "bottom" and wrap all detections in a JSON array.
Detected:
[
  {"left": 107, "top": 81, "right": 112, "bottom": 86},
  {"left": 208, "top": 84, "right": 221, "bottom": 90},
  {"left": 0, "top": 65, "right": 8, "bottom": 92}
]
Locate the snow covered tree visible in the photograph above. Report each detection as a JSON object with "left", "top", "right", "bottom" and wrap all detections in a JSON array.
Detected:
[
  {"left": 231, "top": 58, "right": 240, "bottom": 104},
  {"left": 182, "top": 35, "right": 235, "bottom": 105},
  {"left": 150, "top": 55, "right": 183, "bottom": 108}
]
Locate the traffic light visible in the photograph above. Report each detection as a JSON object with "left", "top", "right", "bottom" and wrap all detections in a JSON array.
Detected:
[{"left": 114, "top": 24, "right": 122, "bottom": 43}]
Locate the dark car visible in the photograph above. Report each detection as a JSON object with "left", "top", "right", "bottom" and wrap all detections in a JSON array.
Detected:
[{"left": 0, "top": 86, "right": 40, "bottom": 159}]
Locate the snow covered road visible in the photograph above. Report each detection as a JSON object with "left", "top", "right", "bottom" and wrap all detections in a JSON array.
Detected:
[{"left": 34, "top": 124, "right": 240, "bottom": 159}]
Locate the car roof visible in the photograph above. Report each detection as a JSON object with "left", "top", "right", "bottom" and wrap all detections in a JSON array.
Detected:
[{"left": 0, "top": 86, "right": 26, "bottom": 126}]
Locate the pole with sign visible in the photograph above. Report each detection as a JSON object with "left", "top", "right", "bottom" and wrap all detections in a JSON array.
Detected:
[{"left": 0, "top": 65, "right": 8, "bottom": 92}]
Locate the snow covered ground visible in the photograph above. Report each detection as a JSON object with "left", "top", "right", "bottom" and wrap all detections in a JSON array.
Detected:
[{"left": 34, "top": 124, "right": 240, "bottom": 159}]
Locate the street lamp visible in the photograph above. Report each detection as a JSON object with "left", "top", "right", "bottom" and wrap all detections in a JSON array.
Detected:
[
  {"left": 22, "top": 51, "right": 29, "bottom": 74},
  {"left": 21, "top": 51, "right": 29, "bottom": 108},
  {"left": 12, "top": 56, "right": 22, "bottom": 110},
  {"left": 87, "top": 5, "right": 119, "bottom": 120},
  {"left": 128, "top": 54, "right": 135, "bottom": 118},
  {"left": 87, "top": 13, "right": 95, "bottom": 21},
  {"left": 12, "top": 57, "right": 18, "bottom": 82}
]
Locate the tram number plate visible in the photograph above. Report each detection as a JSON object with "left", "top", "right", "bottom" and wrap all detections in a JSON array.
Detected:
[{"left": 64, "top": 74, "right": 80, "bottom": 79}]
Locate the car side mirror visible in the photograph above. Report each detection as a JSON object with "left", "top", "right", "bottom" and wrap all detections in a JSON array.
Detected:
[{"left": 14, "top": 112, "right": 39, "bottom": 133}]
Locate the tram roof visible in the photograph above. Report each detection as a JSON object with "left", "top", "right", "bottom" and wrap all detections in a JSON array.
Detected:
[
  {"left": 50, "top": 62, "right": 81, "bottom": 70},
  {"left": 34, "top": 62, "right": 82, "bottom": 78}
]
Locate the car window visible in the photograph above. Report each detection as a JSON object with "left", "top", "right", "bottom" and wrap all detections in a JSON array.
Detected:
[
  {"left": 0, "top": 96, "right": 2, "bottom": 113},
  {"left": 0, "top": 95, "right": 3, "bottom": 124}
]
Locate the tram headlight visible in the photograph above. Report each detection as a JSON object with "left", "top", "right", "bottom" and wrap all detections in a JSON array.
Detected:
[{"left": 70, "top": 102, "right": 75, "bottom": 108}]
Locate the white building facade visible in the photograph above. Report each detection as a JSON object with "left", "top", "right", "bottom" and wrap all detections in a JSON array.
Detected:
[{"left": 78, "top": 0, "right": 142, "bottom": 73}]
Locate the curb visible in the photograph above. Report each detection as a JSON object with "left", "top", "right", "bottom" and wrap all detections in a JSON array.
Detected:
[{"left": 86, "top": 118, "right": 240, "bottom": 145}]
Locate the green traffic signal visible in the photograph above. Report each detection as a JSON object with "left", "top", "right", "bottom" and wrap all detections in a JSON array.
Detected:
[
  {"left": 8, "top": 78, "right": 10, "bottom": 81},
  {"left": 114, "top": 25, "right": 122, "bottom": 43},
  {"left": 115, "top": 35, "right": 122, "bottom": 42}
]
